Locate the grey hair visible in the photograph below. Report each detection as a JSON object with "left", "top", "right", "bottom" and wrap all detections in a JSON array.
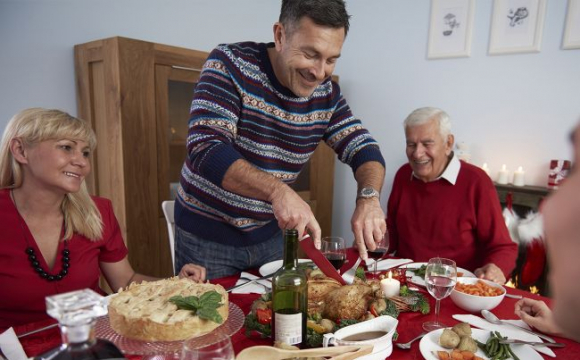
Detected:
[
  {"left": 280, "top": 0, "right": 351, "bottom": 36},
  {"left": 403, "top": 107, "right": 452, "bottom": 139}
]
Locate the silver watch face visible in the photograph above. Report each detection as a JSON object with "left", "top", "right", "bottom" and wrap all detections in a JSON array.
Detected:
[{"left": 359, "top": 187, "right": 379, "bottom": 198}]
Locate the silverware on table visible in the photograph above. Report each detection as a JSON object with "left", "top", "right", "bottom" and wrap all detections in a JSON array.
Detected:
[
  {"left": 395, "top": 332, "right": 427, "bottom": 350},
  {"left": 226, "top": 272, "right": 276, "bottom": 292},
  {"left": 17, "top": 323, "right": 59, "bottom": 338},
  {"left": 505, "top": 293, "right": 523, "bottom": 299},
  {"left": 499, "top": 339, "right": 565, "bottom": 347},
  {"left": 481, "top": 309, "right": 557, "bottom": 343}
]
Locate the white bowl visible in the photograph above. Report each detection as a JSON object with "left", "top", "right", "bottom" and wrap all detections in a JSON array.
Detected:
[
  {"left": 323, "top": 315, "right": 398, "bottom": 360},
  {"left": 450, "top": 277, "right": 506, "bottom": 313}
]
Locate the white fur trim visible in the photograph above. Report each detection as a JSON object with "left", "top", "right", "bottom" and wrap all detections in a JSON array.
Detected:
[{"left": 517, "top": 212, "right": 545, "bottom": 244}]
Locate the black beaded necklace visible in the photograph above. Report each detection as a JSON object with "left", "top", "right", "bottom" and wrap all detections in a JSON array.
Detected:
[{"left": 12, "top": 191, "right": 71, "bottom": 281}]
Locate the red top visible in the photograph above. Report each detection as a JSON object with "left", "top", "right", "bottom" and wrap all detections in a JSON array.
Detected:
[
  {"left": 387, "top": 161, "right": 518, "bottom": 277},
  {"left": 0, "top": 189, "right": 128, "bottom": 330}
]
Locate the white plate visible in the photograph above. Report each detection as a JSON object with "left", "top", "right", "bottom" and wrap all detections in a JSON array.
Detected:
[
  {"left": 258, "top": 259, "right": 313, "bottom": 276},
  {"left": 405, "top": 262, "right": 475, "bottom": 287},
  {"left": 419, "top": 328, "right": 542, "bottom": 360}
]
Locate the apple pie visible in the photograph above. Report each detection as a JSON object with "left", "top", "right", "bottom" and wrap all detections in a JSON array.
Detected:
[{"left": 108, "top": 277, "right": 228, "bottom": 341}]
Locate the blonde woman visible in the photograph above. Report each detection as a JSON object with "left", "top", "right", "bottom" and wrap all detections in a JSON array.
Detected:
[{"left": 0, "top": 108, "right": 206, "bottom": 329}]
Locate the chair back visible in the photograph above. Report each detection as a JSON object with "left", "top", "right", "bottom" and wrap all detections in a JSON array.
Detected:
[{"left": 161, "top": 200, "right": 176, "bottom": 274}]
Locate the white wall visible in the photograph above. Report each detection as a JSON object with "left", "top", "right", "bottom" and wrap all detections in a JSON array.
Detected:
[{"left": 1, "top": 0, "right": 579, "bottom": 243}]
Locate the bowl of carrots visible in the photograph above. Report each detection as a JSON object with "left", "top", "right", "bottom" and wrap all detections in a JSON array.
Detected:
[{"left": 450, "top": 277, "right": 505, "bottom": 313}]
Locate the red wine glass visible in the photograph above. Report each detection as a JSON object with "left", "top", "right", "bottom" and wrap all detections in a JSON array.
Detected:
[{"left": 321, "top": 237, "right": 346, "bottom": 273}]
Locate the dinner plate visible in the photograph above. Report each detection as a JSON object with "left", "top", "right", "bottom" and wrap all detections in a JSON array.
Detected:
[
  {"left": 404, "top": 262, "right": 475, "bottom": 287},
  {"left": 95, "top": 303, "right": 244, "bottom": 355},
  {"left": 419, "top": 328, "right": 542, "bottom": 360},
  {"left": 258, "top": 259, "right": 313, "bottom": 277}
]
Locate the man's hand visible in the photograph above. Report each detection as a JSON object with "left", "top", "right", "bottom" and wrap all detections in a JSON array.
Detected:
[
  {"left": 270, "top": 185, "right": 322, "bottom": 248},
  {"left": 515, "top": 298, "right": 562, "bottom": 336},
  {"left": 178, "top": 263, "right": 207, "bottom": 283},
  {"left": 351, "top": 197, "right": 386, "bottom": 260},
  {"left": 474, "top": 263, "right": 506, "bottom": 284}
]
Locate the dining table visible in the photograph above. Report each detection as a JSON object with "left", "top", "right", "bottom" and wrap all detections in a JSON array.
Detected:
[{"left": 13, "top": 248, "right": 580, "bottom": 360}]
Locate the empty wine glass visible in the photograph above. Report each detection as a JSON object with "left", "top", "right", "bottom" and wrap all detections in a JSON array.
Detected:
[
  {"left": 422, "top": 257, "right": 457, "bottom": 332},
  {"left": 181, "top": 334, "right": 234, "bottom": 360},
  {"left": 367, "top": 233, "right": 389, "bottom": 279},
  {"left": 322, "top": 236, "right": 347, "bottom": 273}
]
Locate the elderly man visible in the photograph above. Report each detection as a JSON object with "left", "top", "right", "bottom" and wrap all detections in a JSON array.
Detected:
[
  {"left": 387, "top": 107, "right": 517, "bottom": 284},
  {"left": 174, "top": 0, "right": 386, "bottom": 280},
  {"left": 515, "top": 121, "right": 580, "bottom": 342}
]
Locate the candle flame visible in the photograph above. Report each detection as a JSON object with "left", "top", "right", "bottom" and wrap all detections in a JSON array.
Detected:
[
  {"left": 501, "top": 164, "right": 507, "bottom": 170},
  {"left": 387, "top": 270, "right": 392, "bottom": 279},
  {"left": 517, "top": 166, "right": 523, "bottom": 172}
]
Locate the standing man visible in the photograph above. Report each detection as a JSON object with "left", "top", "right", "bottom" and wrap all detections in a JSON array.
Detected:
[
  {"left": 175, "top": 0, "right": 386, "bottom": 279},
  {"left": 387, "top": 107, "right": 517, "bottom": 284}
]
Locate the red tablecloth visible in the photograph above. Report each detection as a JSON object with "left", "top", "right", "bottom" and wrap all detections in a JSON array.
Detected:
[{"left": 15, "top": 250, "right": 580, "bottom": 359}]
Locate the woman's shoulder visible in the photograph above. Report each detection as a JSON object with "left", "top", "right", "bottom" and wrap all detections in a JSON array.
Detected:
[{"left": 90, "top": 196, "right": 114, "bottom": 214}]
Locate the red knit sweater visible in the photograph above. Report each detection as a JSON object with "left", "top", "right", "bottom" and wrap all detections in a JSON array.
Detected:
[{"left": 386, "top": 161, "right": 518, "bottom": 277}]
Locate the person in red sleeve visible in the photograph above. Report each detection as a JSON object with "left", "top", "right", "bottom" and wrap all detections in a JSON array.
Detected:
[
  {"left": 0, "top": 108, "right": 206, "bottom": 330},
  {"left": 387, "top": 107, "right": 517, "bottom": 284}
]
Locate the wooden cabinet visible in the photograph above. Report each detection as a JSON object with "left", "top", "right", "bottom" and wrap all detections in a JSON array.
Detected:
[{"left": 75, "top": 36, "right": 335, "bottom": 278}]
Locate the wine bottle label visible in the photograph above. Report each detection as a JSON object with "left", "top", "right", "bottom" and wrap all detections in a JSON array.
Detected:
[{"left": 274, "top": 312, "right": 303, "bottom": 345}]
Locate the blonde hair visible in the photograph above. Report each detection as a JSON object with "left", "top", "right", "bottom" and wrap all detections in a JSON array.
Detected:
[{"left": 0, "top": 108, "right": 103, "bottom": 240}]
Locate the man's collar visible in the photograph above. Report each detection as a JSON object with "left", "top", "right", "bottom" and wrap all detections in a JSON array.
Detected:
[
  {"left": 411, "top": 152, "right": 461, "bottom": 185},
  {"left": 440, "top": 152, "right": 460, "bottom": 185}
]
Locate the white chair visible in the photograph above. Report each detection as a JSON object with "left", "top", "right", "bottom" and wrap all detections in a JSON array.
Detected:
[{"left": 161, "top": 200, "right": 176, "bottom": 274}]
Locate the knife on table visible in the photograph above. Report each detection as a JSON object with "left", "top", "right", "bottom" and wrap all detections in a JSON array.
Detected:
[{"left": 226, "top": 272, "right": 275, "bottom": 293}]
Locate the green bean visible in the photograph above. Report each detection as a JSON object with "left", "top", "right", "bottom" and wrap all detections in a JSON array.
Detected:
[
  {"left": 507, "top": 344, "right": 521, "bottom": 360},
  {"left": 480, "top": 330, "right": 520, "bottom": 360}
]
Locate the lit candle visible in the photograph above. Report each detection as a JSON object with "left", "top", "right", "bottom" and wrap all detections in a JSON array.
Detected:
[
  {"left": 513, "top": 166, "right": 525, "bottom": 187},
  {"left": 380, "top": 271, "right": 400, "bottom": 298},
  {"left": 481, "top": 163, "right": 490, "bottom": 176},
  {"left": 497, "top": 164, "right": 509, "bottom": 185}
]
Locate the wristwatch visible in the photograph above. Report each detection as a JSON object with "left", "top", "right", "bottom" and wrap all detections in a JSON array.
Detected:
[{"left": 357, "top": 187, "right": 380, "bottom": 200}]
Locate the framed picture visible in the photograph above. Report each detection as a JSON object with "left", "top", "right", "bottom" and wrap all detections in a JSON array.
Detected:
[
  {"left": 563, "top": 0, "right": 580, "bottom": 49},
  {"left": 427, "top": 0, "right": 475, "bottom": 59},
  {"left": 489, "top": 0, "right": 547, "bottom": 55}
]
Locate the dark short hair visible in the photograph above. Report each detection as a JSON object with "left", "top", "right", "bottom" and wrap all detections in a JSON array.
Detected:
[{"left": 280, "top": 0, "right": 351, "bottom": 36}]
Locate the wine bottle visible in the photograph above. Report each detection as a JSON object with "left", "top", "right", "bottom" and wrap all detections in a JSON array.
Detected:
[
  {"left": 271, "top": 229, "right": 307, "bottom": 348},
  {"left": 35, "top": 289, "right": 125, "bottom": 360}
]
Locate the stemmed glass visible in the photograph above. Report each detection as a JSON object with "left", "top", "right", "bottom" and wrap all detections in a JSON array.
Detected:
[
  {"left": 422, "top": 257, "right": 457, "bottom": 332},
  {"left": 367, "top": 233, "right": 389, "bottom": 279},
  {"left": 181, "top": 334, "right": 235, "bottom": 360},
  {"left": 322, "top": 236, "right": 347, "bottom": 273}
]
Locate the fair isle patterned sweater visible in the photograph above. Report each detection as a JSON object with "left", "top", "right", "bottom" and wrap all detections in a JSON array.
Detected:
[{"left": 175, "top": 42, "right": 385, "bottom": 246}]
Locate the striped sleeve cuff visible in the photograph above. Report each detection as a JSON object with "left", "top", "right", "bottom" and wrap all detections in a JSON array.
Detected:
[
  {"left": 349, "top": 146, "right": 385, "bottom": 174},
  {"left": 197, "top": 143, "right": 244, "bottom": 185}
]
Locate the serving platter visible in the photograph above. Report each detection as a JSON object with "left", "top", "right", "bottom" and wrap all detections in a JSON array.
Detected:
[
  {"left": 95, "top": 303, "right": 244, "bottom": 355},
  {"left": 419, "top": 328, "right": 542, "bottom": 360}
]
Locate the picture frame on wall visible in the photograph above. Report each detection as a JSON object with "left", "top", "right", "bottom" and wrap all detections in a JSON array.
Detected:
[
  {"left": 427, "top": 0, "right": 475, "bottom": 59},
  {"left": 489, "top": 0, "right": 547, "bottom": 55},
  {"left": 563, "top": 0, "right": 580, "bottom": 49}
]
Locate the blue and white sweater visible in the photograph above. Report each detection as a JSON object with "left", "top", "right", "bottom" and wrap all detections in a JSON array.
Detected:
[{"left": 175, "top": 42, "right": 385, "bottom": 246}]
